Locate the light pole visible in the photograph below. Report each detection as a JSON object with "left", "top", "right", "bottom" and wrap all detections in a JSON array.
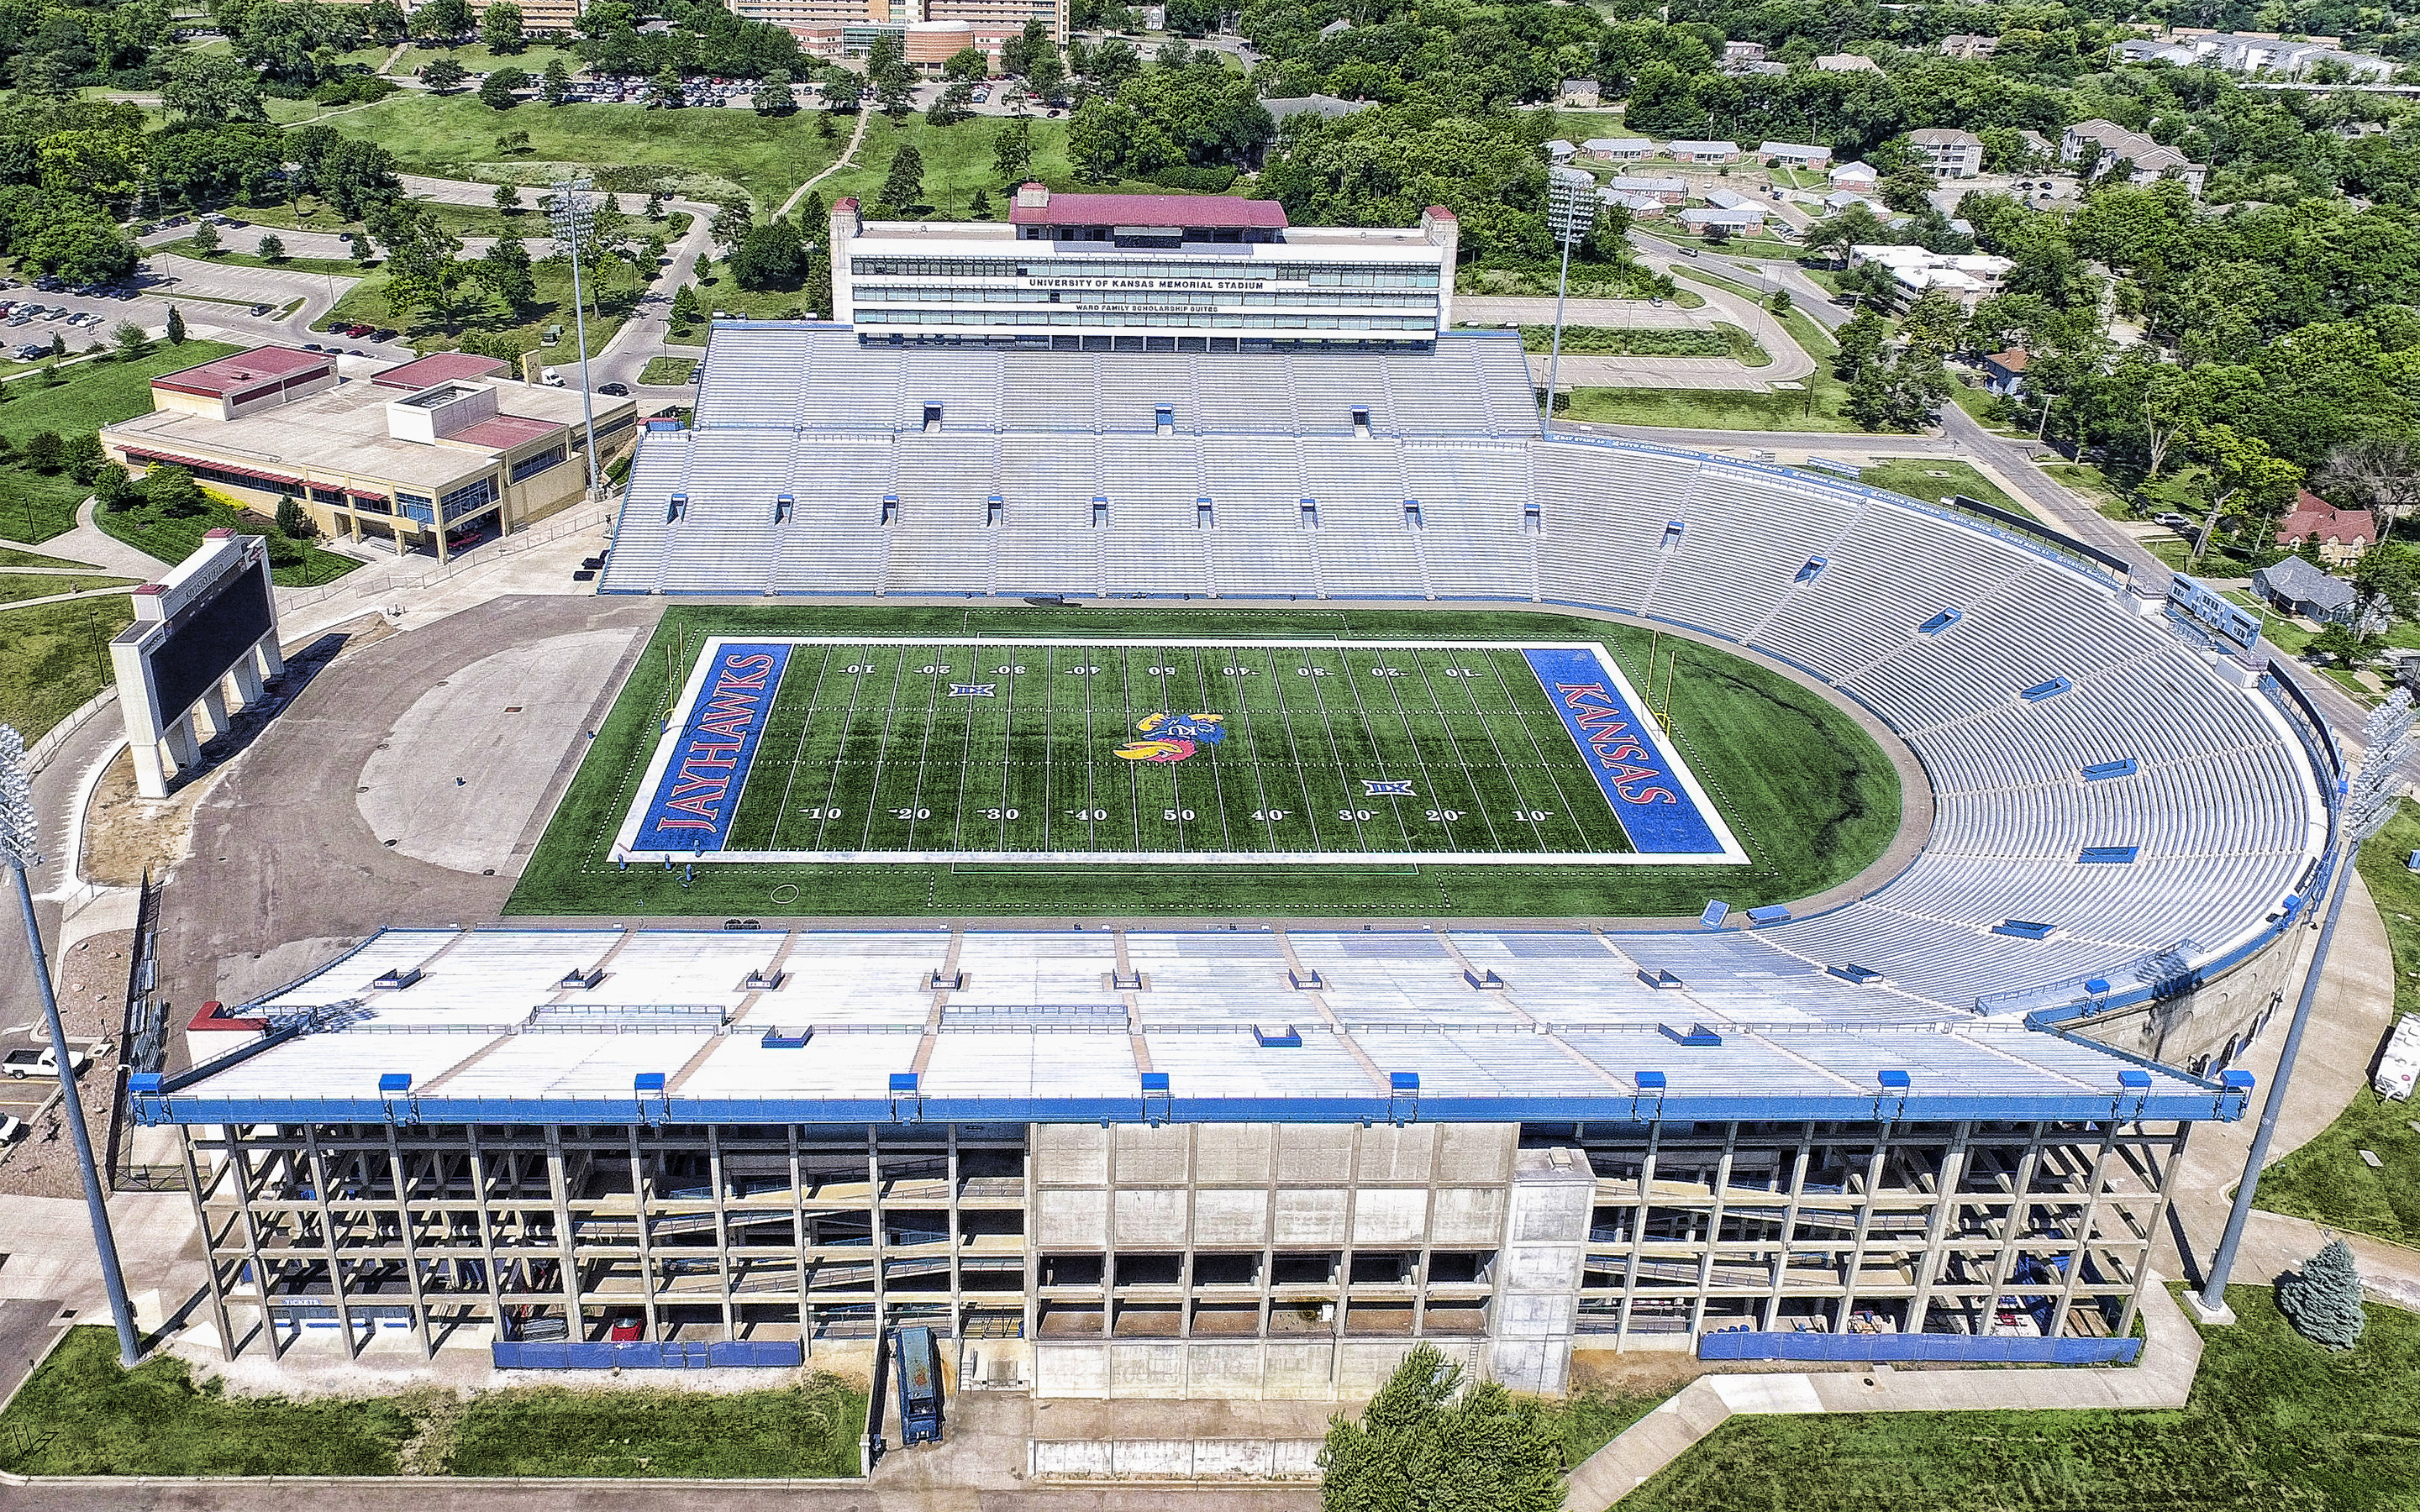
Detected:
[
  {"left": 1540, "top": 165, "right": 1597, "bottom": 438},
  {"left": 0, "top": 724, "right": 140, "bottom": 1367},
  {"left": 2193, "top": 686, "right": 2414, "bottom": 1322},
  {"left": 549, "top": 176, "right": 606, "bottom": 501}
]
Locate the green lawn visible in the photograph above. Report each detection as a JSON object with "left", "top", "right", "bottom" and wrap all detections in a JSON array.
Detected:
[
  {"left": 0, "top": 594, "right": 137, "bottom": 738},
  {"left": 395, "top": 39, "right": 584, "bottom": 76},
  {"left": 160, "top": 237, "right": 367, "bottom": 278},
  {"left": 0, "top": 571, "right": 134, "bottom": 604},
  {"left": 1945, "top": 381, "right": 2020, "bottom": 433},
  {"left": 2254, "top": 802, "right": 2420, "bottom": 1246},
  {"left": 1460, "top": 262, "right": 1691, "bottom": 304},
  {"left": 1856, "top": 458, "right": 2020, "bottom": 514},
  {"left": 813, "top": 113, "right": 1184, "bottom": 220},
  {"left": 96, "top": 490, "right": 360, "bottom": 588},
  {"left": 0, "top": 1327, "right": 866, "bottom": 1479},
  {"left": 1517, "top": 325, "right": 1744, "bottom": 360},
  {"left": 0, "top": 544, "right": 97, "bottom": 568},
  {"left": 2041, "top": 460, "right": 2130, "bottom": 518},
  {"left": 1561, "top": 381, "right": 1863, "bottom": 433},
  {"left": 639, "top": 356, "right": 698, "bottom": 385},
  {"left": 1618, "top": 1284, "right": 2420, "bottom": 1511},
  {"left": 0, "top": 340, "right": 241, "bottom": 542},
  {"left": 1543, "top": 1387, "right": 1670, "bottom": 1468},
  {"left": 447, "top": 1378, "right": 865, "bottom": 1477},
  {"left": 507, "top": 603, "right": 1902, "bottom": 919},
  {"left": 313, "top": 92, "right": 849, "bottom": 207}
]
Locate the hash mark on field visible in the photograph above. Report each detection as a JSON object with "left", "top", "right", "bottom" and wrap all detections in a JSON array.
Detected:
[
  {"left": 765, "top": 646, "right": 827, "bottom": 848},
  {"left": 807, "top": 647, "right": 871, "bottom": 851},
  {"left": 1409, "top": 649, "right": 1506, "bottom": 851},
  {"left": 1262, "top": 646, "right": 1330, "bottom": 853},
  {"left": 851, "top": 649, "right": 913, "bottom": 851},
  {"left": 1218, "top": 646, "right": 1284, "bottom": 849},
  {"left": 1358, "top": 644, "right": 1460, "bottom": 855}
]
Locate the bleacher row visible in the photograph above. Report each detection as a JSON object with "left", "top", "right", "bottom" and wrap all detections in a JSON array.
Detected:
[{"left": 602, "top": 327, "right": 2328, "bottom": 1017}]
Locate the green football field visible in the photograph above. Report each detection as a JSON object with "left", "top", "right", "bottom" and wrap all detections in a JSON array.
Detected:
[
  {"left": 511, "top": 604, "right": 1902, "bottom": 919},
  {"left": 620, "top": 637, "right": 1744, "bottom": 865}
]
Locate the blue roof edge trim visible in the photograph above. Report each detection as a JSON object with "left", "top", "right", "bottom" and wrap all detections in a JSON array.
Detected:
[{"left": 134, "top": 1087, "right": 2250, "bottom": 1128}]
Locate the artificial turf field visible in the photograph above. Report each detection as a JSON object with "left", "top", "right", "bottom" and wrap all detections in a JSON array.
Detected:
[{"left": 509, "top": 605, "right": 1902, "bottom": 918}]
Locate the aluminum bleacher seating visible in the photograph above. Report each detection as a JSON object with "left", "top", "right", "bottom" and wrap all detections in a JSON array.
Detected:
[{"left": 597, "top": 323, "right": 2330, "bottom": 1021}]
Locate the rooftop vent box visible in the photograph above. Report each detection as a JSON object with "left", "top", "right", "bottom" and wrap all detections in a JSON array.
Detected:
[
  {"left": 1464, "top": 968, "right": 1506, "bottom": 990},
  {"left": 559, "top": 965, "right": 605, "bottom": 990},
  {"left": 760, "top": 1027, "right": 811, "bottom": 1049},
  {"left": 743, "top": 968, "right": 787, "bottom": 992},
  {"left": 373, "top": 965, "right": 423, "bottom": 990},
  {"left": 1638, "top": 969, "right": 1684, "bottom": 990},
  {"left": 1828, "top": 963, "right": 1886, "bottom": 984},
  {"left": 1659, "top": 1022, "right": 1722, "bottom": 1047},
  {"left": 924, "top": 969, "right": 967, "bottom": 991},
  {"left": 1286, "top": 968, "right": 1324, "bottom": 990},
  {"left": 1253, "top": 1023, "right": 1302, "bottom": 1047},
  {"left": 1111, "top": 969, "right": 1144, "bottom": 991}
]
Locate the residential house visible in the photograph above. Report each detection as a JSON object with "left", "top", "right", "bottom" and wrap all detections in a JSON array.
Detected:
[
  {"left": 2061, "top": 118, "right": 2207, "bottom": 197},
  {"left": 1847, "top": 244, "right": 2015, "bottom": 307},
  {"left": 1581, "top": 137, "right": 1655, "bottom": 162},
  {"left": 1723, "top": 40, "right": 1765, "bottom": 63},
  {"left": 1815, "top": 52, "right": 1882, "bottom": 72},
  {"left": 2275, "top": 488, "right": 2378, "bottom": 564},
  {"left": 1981, "top": 349, "right": 2028, "bottom": 396},
  {"left": 1908, "top": 127, "right": 1984, "bottom": 177},
  {"left": 1680, "top": 207, "right": 1766, "bottom": 232},
  {"left": 1667, "top": 139, "right": 1743, "bottom": 164},
  {"left": 1939, "top": 34, "right": 1997, "bottom": 58},
  {"left": 1703, "top": 186, "right": 1752, "bottom": 208},
  {"left": 1559, "top": 79, "right": 1601, "bottom": 107},
  {"left": 1757, "top": 141, "right": 1833, "bottom": 169},
  {"left": 1602, "top": 189, "right": 1669, "bottom": 218},
  {"left": 1261, "top": 94, "right": 1371, "bottom": 123},
  {"left": 1609, "top": 176, "right": 1688, "bottom": 204},
  {"left": 2113, "top": 30, "right": 2395, "bottom": 80},
  {"left": 1823, "top": 190, "right": 1886, "bottom": 213},
  {"left": 1544, "top": 139, "right": 1578, "bottom": 163},
  {"left": 1828, "top": 160, "right": 1881, "bottom": 187},
  {"left": 2252, "top": 556, "right": 2358, "bottom": 624}
]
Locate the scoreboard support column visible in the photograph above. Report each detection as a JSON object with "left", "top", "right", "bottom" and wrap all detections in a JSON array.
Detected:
[{"left": 110, "top": 529, "right": 284, "bottom": 801}]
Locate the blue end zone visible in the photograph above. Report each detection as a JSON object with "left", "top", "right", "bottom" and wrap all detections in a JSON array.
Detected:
[
  {"left": 1523, "top": 647, "right": 1724, "bottom": 854},
  {"left": 636, "top": 642, "right": 792, "bottom": 851}
]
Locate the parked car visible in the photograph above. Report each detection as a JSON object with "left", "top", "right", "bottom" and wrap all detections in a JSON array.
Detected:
[
  {"left": 345, "top": 323, "right": 374, "bottom": 337},
  {"left": 13, "top": 344, "right": 44, "bottom": 360},
  {"left": 599, "top": 381, "right": 630, "bottom": 396},
  {"left": 0, "top": 1113, "right": 23, "bottom": 1144},
  {"left": 2153, "top": 512, "right": 2191, "bottom": 529},
  {"left": 540, "top": 366, "right": 564, "bottom": 386},
  {"left": 608, "top": 1315, "right": 644, "bottom": 1341},
  {"left": 3, "top": 1045, "right": 91, "bottom": 1079}
]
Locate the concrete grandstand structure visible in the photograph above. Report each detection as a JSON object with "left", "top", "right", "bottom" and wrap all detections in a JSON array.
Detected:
[{"left": 136, "top": 320, "right": 2335, "bottom": 1399}]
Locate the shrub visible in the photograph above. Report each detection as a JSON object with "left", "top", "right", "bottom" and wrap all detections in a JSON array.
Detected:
[{"left": 2280, "top": 1237, "right": 2366, "bottom": 1349}]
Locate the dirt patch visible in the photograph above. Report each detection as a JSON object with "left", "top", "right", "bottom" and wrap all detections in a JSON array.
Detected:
[
  {"left": 0, "top": 929, "right": 134, "bottom": 1199},
  {"left": 79, "top": 613, "right": 402, "bottom": 888}
]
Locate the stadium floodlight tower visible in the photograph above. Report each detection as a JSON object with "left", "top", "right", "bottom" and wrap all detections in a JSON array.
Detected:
[
  {"left": 548, "top": 176, "right": 607, "bottom": 501},
  {"left": 1540, "top": 165, "right": 1598, "bottom": 438},
  {"left": 2194, "top": 685, "right": 2413, "bottom": 1324},
  {"left": 0, "top": 724, "right": 141, "bottom": 1366}
]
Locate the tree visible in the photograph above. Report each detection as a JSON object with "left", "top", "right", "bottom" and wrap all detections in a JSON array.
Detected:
[
  {"left": 94, "top": 463, "right": 138, "bottom": 512},
  {"left": 2280, "top": 1237, "right": 2365, "bottom": 1349},
  {"left": 479, "top": 67, "right": 527, "bottom": 108},
  {"left": 160, "top": 50, "right": 269, "bottom": 123},
  {"left": 1026, "top": 48, "right": 1066, "bottom": 102},
  {"left": 820, "top": 69, "right": 865, "bottom": 113},
  {"left": 943, "top": 46, "right": 989, "bottom": 81},
  {"left": 257, "top": 233, "right": 287, "bottom": 261},
  {"left": 476, "top": 236, "right": 536, "bottom": 309},
  {"left": 1319, "top": 1343, "right": 1563, "bottom": 1512},
  {"left": 875, "top": 145, "right": 924, "bottom": 215},
  {"left": 1832, "top": 310, "right": 1886, "bottom": 382},
  {"left": 993, "top": 116, "right": 1033, "bottom": 186},
  {"left": 2319, "top": 438, "right": 2420, "bottom": 532},
  {"left": 650, "top": 65, "right": 683, "bottom": 108},
  {"left": 969, "top": 186, "right": 992, "bottom": 218},
  {"left": 754, "top": 69, "right": 796, "bottom": 116},
  {"left": 1879, "top": 166, "right": 1937, "bottom": 214},
  {"left": 1769, "top": 288, "right": 1792, "bottom": 317},
  {"left": 61, "top": 431, "right": 103, "bottom": 483},
  {"left": 109, "top": 320, "right": 146, "bottom": 360},
  {"left": 669, "top": 281, "right": 702, "bottom": 328},
  {"left": 480, "top": 0, "right": 526, "bottom": 54},
  {"left": 24, "top": 430, "right": 65, "bottom": 473},
  {"left": 541, "top": 56, "right": 571, "bottom": 105},
  {"left": 928, "top": 81, "right": 974, "bottom": 126},
  {"left": 494, "top": 180, "right": 523, "bottom": 214},
  {"left": 191, "top": 218, "right": 222, "bottom": 255},
  {"left": 422, "top": 57, "right": 469, "bottom": 93},
  {"left": 275, "top": 495, "right": 314, "bottom": 539},
  {"left": 2354, "top": 540, "right": 2420, "bottom": 623},
  {"left": 2188, "top": 423, "right": 2302, "bottom": 562},
  {"left": 145, "top": 464, "right": 208, "bottom": 517},
  {"left": 166, "top": 306, "right": 187, "bottom": 345},
  {"left": 731, "top": 217, "right": 806, "bottom": 290}
]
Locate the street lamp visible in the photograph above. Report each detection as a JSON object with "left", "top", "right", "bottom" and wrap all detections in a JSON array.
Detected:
[
  {"left": 1540, "top": 165, "right": 1597, "bottom": 438},
  {"left": 548, "top": 176, "right": 607, "bottom": 501},
  {"left": 2193, "top": 686, "right": 2415, "bottom": 1321},
  {"left": 0, "top": 724, "right": 140, "bottom": 1367}
]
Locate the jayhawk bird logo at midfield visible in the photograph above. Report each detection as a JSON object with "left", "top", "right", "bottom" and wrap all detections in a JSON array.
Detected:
[{"left": 1114, "top": 712, "right": 1226, "bottom": 763}]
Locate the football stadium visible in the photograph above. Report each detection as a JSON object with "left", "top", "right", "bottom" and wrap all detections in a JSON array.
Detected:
[{"left": 134, "top": 195, "right": 2333, "bottom": 1399}]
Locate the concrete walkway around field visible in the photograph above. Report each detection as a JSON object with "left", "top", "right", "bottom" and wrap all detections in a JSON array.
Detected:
[{"left": 1559, "top": 1278, "right": 2205, "bottom": 1511}]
